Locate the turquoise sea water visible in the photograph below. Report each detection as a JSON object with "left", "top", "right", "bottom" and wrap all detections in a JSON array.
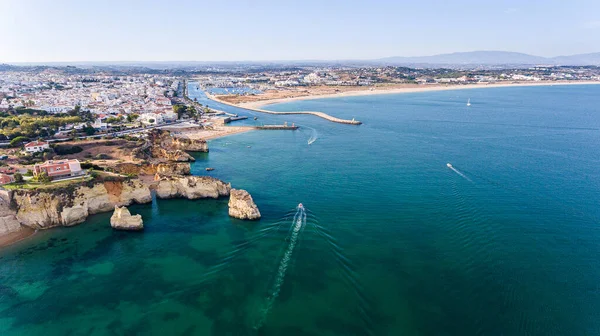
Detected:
[{"left": 2, "top": 84, "right": 600, "bottom": 335}]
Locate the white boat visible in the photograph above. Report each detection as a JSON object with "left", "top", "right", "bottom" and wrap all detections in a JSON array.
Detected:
[
  {"left": 467, "top": 98, "right": 471, "bottom": 107},
  {"left": 447, "top": 163, "right": 453, "bottom": 168},
  {"left": 298, "top": 203, "right": 304, "bottom": 209}
]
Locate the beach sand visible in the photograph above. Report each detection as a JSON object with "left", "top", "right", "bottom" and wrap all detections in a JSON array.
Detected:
[
  {"left": 175, "top": 125, "right": 254, "bottom": 140},
  {"left": 238, "top": 81, "right": 600, "bottom": 109},
  {"left": 0, "top": 227, "right": 36, "bottom": 249}
]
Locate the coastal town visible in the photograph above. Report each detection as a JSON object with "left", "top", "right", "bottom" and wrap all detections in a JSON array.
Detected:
[{"left": 0, "top": 63, "right": 599, "bottom": 192}]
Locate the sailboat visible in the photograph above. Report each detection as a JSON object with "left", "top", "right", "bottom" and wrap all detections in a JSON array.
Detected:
[{"left": 467, "top": 98, "right": 471, "bottom": 107}]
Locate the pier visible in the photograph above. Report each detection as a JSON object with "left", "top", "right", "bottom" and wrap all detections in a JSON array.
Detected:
[
  {"left": 255, "top": 125, "right": 299, "bottom": 130},
  {"left": 223, "top": 116, "right": 248, "bottom": 123},
  {"left": 203, "top": 91, "right": 362, "bottom": 125}
]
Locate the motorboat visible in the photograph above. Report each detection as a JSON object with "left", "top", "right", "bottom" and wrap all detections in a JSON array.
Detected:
[
  {"left": 298, "top": 203, "right": 304, "bottom": 209},
  {"left": 447, "top": 163, "right": 453, "bottom": 168}
]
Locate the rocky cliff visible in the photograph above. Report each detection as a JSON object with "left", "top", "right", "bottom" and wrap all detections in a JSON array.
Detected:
[
  {"left": 1, "top": 172, "right": 261, "bottom": 245},
  {"left": 154, "top": 174, "right": 231, "bottom": 199},
  {"left": 228, "top": 189, "right": 261, "bottom": 220},
  {"left": 12, "top": 179, "right": 152, "bottom": 229},
  {"left": 0, "top": 190, "right": 22, "bottom": 236},
  {"left": 114, "top": 162, "right": 191, "bottom": 176},
  {"left": 171, "top": 135, "right": 209, "bottom": 152},
  {"left": 133, "top": 129, "right": 208, "bottom": 163},
  {"left": 111, "top": 206, "right": 143, "bottom": 231}
]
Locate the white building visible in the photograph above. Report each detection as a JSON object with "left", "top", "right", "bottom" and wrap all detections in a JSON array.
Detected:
[
  {"left": 24, "top": 140, "right": 50, "bottom": 153},
  {"left": 139, "top": 112, "right": 164, "bottom": 125}
]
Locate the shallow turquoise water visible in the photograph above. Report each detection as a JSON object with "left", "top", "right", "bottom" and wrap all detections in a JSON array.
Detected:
[{"left": 2, "top": 84, "right": 600, "bottom": 335}]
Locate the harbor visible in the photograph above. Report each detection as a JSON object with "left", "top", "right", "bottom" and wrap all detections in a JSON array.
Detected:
[{"left": 203, "top": 91, "right": 363, "bottom": 125}]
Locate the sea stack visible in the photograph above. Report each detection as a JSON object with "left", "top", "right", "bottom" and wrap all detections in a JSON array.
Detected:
[
  {"left": 110, "top": 206, "right": 144, "bottom": 231},
  {"left": 228, "top": 189, "right": 261, "bottom": 220}
]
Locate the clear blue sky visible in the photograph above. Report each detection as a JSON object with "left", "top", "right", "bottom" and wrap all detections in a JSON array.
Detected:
[{"left": 1, "top": 0, "right": 599, "bottom": 62}]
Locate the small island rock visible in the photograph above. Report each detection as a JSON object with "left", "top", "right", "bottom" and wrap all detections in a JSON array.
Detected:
[
  {"left": 110, "top": 206, "right": 143, "bottom": 231},
  {"left": 228, "top": 189, "right": 261, "bottom": 220}
]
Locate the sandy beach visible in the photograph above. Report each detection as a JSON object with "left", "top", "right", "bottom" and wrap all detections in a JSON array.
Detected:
[
  {"left": 0, "top": 227, "right": 36, "bottom": 249},
  {"left": 175, "top": 125, "right": 254, "bottom": 140},
  {"left": 238, "top": 81, "right": 600, "bottom": 109}
]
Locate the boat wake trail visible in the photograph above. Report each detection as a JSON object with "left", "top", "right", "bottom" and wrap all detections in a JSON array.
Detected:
[
  {"left": 254, "top": 204, "right": 307, "bottom": 329},
  {"left": 447, "top": 163, "right": 473, "bottom": 182},
  {"left": 307, "top": 126, "right": 318, "bottom": 145}
]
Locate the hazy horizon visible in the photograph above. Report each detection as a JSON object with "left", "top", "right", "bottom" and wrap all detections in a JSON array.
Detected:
[{"left": 2, "top": 0, "right": 600, "bottom": 63}]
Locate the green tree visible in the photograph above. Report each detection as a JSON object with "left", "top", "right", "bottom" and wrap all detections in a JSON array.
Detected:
[
  {"left": 34, "top": 171, "right": 51, "bottom": 183},
  {"left": 13, "top": 172, "right": 23, "bottom": 183},
  {"left": 10, "top": 136, "right": 29, "bottom": 147},
  {"left": 148, "top": 118, "right": 155, "bottom": 124},
  {"left": 106, "top": 117, "right": 120, "bottom": 124},
  {"left": 173, "top": 105, "right": 187, "bottom": 119},
  {"left": 83, "top": 124, "right": 96, "bottom": 136},
  {"left": 126, "top": 114, "right": 139, "bottom": 122}
]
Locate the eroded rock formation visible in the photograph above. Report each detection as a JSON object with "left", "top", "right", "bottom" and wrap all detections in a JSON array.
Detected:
[
  {"left": 114, "top": 162, "right": 191, "bottom": 176},
  {"left": 228, "top": 189, "right": 261, "bottom": 220},
  {"left": 12, "top": 179, "right": 152, "bottom": 229},
  {"left": 154, "top": 174, "right": 231, "bottom": 199},
  {"left": 133, "top": 129, "right": 208, "bottom": 163},
  {"left": 110, "top": 206, "right": 143, "bottom": 231},
  {"left": 0, "top": 190, "right": 22, "bottom": 236}
]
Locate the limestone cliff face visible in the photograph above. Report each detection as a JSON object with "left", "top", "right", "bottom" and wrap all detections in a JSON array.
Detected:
[
  {"left": 155, "top": 163, "right": 191, "bottom": 175},
  {"left": 110, "top": 206, "right": 143, "bottom": 231},
  {"left": 154, "top": 174, "right": 231, "bottom": 200},
  {"left": 228, "top": 189, "right": 261, "bottom": 220},
  {"left": 0, "top": 190, "right": 21, "bottom": 236},
  {"left": 133, "top": 129, "right": 207, "bottom": 163},
  {"left": 171, "top": 136, "right": 208, "bottom": 152},
  {"left": 114, "top": 162, "right": 191, "bottom": 176},
  {"left": 13, "top": 180, "right": 152, "bottom": 229},
  {"left": 151, "top": 147, "right": 195, "bottom": 162}
]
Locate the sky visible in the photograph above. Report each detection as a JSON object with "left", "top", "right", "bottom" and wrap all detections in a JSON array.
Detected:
[{"left": 1, "top": 0, "right": 600, "bottom": 62}]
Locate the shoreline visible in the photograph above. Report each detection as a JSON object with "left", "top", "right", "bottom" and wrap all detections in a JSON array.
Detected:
[
  {"left": 237, "top": 81, "right": 600, "bottom": 109},
  {"left": 0, "top": 227, "right": 36, "bottom": 249},
  {"left": 176, "top": 126, "right": 255, "bottom": 141},
  {"left": 205, "top": 91, "right": 362, "bottom": 125}
]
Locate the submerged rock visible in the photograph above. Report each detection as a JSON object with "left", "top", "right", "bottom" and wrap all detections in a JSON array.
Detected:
[
  {"left": 228, "top": 189, "right": 261, "bottom": 220},
  {"left": 110, "top": 206, "right": 143, "bottom": 231}
]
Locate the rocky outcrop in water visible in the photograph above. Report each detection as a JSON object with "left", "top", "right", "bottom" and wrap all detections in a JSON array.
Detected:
[
  {"left": 228, "top": 189, "right": 261, "bottom": 220},
  {"left": 12, "top": 180, "right": 152, "bottom": 229},
  {"left": 110, "top": 206, "right": 143, "bottom": 231},
  {"left": 154, "top": 174, "right": 231, "bottom": 199}
]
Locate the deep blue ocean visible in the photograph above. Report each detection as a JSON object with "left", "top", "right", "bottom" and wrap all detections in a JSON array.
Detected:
[{"left": 1, "top": 84, "right": 600, "bottom": 335}]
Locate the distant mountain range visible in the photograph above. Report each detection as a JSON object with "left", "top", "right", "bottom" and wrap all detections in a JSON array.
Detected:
[
  {"left": 4, "top": 51, "right": 600, "bottom": 70},
  {"left": 377, "top": 51, "right": 600, "bottom": 66}
]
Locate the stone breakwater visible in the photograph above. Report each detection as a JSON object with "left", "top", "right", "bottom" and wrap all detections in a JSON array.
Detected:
[{"left": 205, "top": 92, "right": 363, "bottom": 125}]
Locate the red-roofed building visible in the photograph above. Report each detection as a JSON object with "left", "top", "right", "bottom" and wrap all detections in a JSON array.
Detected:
[
  {"left": 0, "top": 173, "right": 14, "bottom": 185},
  {"left": 34, "top": 159, "right": 83, "bottom": 179},
  {"left": 24, "top": 140, "right": 49, "bottom": 153},
  {"left": 0, "top": 166, "right": 17, "bottom": 174}
]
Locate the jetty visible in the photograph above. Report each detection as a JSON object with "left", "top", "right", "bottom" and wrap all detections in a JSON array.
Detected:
[
  {"left": 204, "top": 91, "right": 362, "bottom": 125},
  {"left": 223, "top": 116, "right": 248, "bottom": 123},
  {"left": 255, "top": 125, "right": 299, "bottom": 130}
]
